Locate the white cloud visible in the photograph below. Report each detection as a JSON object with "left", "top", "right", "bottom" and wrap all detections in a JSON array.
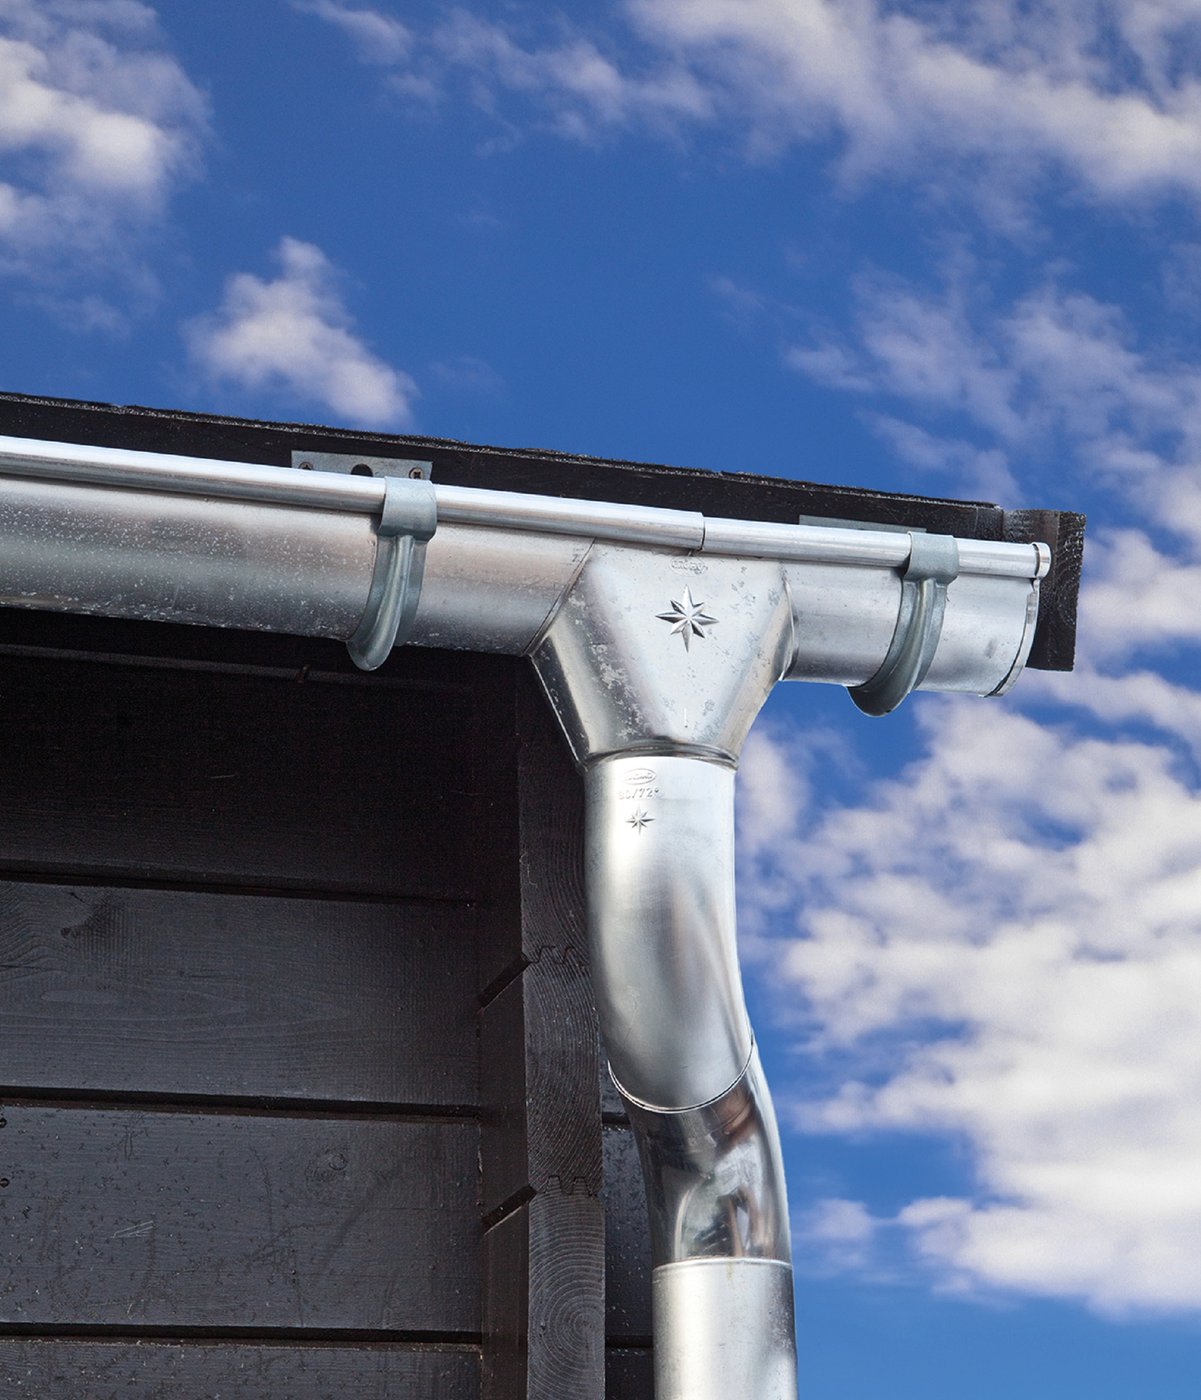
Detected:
[
  {"left": 1030, "top": 665, "right": 1201, "bottom": 769},
  {"left": 296, "top": 2, "right": 1201, "bottom": 211},
  {"left": 795, "top": 1196, "right": 883, "bottom": 1275},
  {"left": 186, "top": 237, "right": 417, "bottom": 429},
  {"left": 790, "top": 269, "right": 1201, "bottom": 533},
  {"left": 296, "top": 2, "right": 710, "bottom": 138},
  {"left": 867, "top": 415, "right": 1020, "bottom": 504},
  {"left": 289, "top": 1, "right": 411, "bottom": 65},
  {"left": 294, "top": 3, "right": 1201, "bottom": 205},
  {"left": 428, "top": 353, "right": 505, "bottom": 396},
  {"left": 432, "top": 9, "right": 712, "bottom": 137},
  {"left": 727, "top": 180, "right": 1201, "bottom": 1316},
  {"left": 630, "top": 0, "right": 1201, "bottom": 200},
  {"left": 0, "top": 0, "right": 206, "bottom": 279},
  {"left": 741, "top": 704, "right": 1201, "bottom": 1313},
  {"left": 1072, "top": 528, "right": 1201, "bottom": 663}
]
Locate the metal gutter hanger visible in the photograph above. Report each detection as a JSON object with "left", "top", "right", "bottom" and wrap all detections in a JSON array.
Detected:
[
  {"left": 850, "top": 531, "right": 960, "bottom": 715},
  {"left": 294, "top": 453, "right": 438, "bottom": 671}
]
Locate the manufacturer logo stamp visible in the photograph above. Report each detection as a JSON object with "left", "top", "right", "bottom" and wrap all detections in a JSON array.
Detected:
[{"left": 618, "top": 767, "right": 660, "bottom": 802}]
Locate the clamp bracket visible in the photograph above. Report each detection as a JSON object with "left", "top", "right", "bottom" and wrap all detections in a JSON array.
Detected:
[
  {"left": 347, "top": 474, "right": 437, "bottom": 670},
  {"left": 849, "top": 532, "right": 960, "bottom": 716},
  {"left": 289, "top": 450, "right": 437, "bottom": 670}
]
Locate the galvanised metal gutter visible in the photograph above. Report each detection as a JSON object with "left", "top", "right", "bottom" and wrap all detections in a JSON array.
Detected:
[{"left": 0, "top": 433, "right": 1053, "bottom": 1399}]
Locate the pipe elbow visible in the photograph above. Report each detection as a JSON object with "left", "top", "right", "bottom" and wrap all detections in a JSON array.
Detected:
[{"left": 623, "top": 1046, "right": 791, "bottom": 1267}]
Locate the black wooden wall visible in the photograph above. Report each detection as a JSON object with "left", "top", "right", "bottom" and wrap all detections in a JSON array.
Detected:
[{"left": 0, "top": 612, "right": 653, "bottom": 1399}]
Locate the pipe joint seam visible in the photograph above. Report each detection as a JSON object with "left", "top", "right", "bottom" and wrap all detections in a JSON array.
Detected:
[{"left": 620, "top": 1046, "right": 792, "bottom": 1268}]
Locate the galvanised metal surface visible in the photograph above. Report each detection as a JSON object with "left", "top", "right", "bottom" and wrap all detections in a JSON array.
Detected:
[
  {"left": 0, "top": 434, "right": 1048, "bottom": 579},
  {"left": 0, "top": 476, "right": 374, "bottom": 638},
  {"left": 921, "top": 569, "right": 1042, "bottom": 695},
  {"left": 582, "top": 754, "right": 752, "bottom": 1111},
  {"left": 654, "top": 1259, "right": 798, "bottom": 1400},
  {"left": 345, "top": 476, "right": 437, "bottom": 671},
  {"left": 850, "top": 531, "right": 960, "bottom": 716},
  {"left": 702, "top": 512, "right": 1049, "bottom": 579},
  {"left": 408, "top": 525, "right": 590, "bottom": 654},
  {"left": 533, "top": 545, "right": 800, "bottom": 1397},
  {"left": 0, "top": 434, "right": 385, "bottom": 512},
  {"left": 624, "top": 1049, "right": 791, "bottom": 1266},
  {"left": 532, "top": 548, "right": 795, "bottom": 767}
]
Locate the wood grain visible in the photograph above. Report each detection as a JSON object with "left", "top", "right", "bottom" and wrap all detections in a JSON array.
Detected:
[
  {"left": 0, "top": 1341, "right": 480, "bottom": 1400},
  {"left": 0, "top": 881, "right": 478, "bottom": 1107},
  {"left": 0, "top": 1106, "right": 480, "bottom": 1332},
  {"left": 482, "top": 1192, "right": 604, "bottom": 1400},
  {"left": 1003, "top": 506, "right": 1086, "bottom": 671},
  {"left": 481, "top": 948, "right": 601, "bottom": 1217},
  {"left": 478, "top": 676, "right": 605, "bottom": 1399},
  {"left": 475, "top": 669, "right": 588, "bottom": 997}
]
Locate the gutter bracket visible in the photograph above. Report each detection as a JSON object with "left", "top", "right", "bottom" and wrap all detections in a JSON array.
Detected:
[
  {"left": 347, "top": 475, "right": 438, "bottom": 671},
  {"left": 849, "top": 531, "right": 960, "bottom": 716}
]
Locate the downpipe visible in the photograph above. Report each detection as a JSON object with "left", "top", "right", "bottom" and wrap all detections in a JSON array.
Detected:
[
  {"left": 590, "top": 758, "right": 797, "bottom": 1398},
  {"left": 533, "top": 547, "right": 800, "bottom": 1397}
]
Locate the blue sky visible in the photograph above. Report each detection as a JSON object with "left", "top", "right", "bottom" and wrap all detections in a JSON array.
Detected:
[{"left": 4, "top": 0, "right": 1201, "bottom": 1393}]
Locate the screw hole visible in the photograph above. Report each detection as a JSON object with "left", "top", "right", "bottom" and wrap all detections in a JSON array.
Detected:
[
  {"left": 350, "top": 463, "right": 374, "bottom": 477},
  {"left": 0, "top": 1179, "right": 10, "bottom": 1189},
  {"left": 0, "top": 1118, "right": 6, "bottom": 1128}
]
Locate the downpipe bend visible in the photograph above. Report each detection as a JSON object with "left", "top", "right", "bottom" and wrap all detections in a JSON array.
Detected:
[
  {"left": 585, "top": 753, "right": 798, "bottom": 1399},
  {"left": 535, "top": 547, "right": 801, "bottom": 1398}
]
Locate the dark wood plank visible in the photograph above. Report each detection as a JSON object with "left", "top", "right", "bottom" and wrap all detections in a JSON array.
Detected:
[
  {"left": 478, "top": 674, "right": 604, "bottom": 1399},
  {"left": 0, "top": 654, "right": 477, "bottom": 898},
  {"left": 476, "top": 670, "right": 587, "bottom": 996},
  {"left": 481, "top": 949, "right": 601, "bottom": 1217},
  {"left": 0, "top": 1341, "right": 479, "bottom": 1400},
  {"left": 602, "top": 1128, "right": 651, "bottom": 1341},
  {"left": 606, "top": 1348, "right": 653, "bottom": 1399},
  {"left": 1003, "top": 506, "right": 1086, "bottom": 672},
  {"left": 478, "top": 669, "right": 599, "bottom": 1219},
  {"left": 0, "top": 881, "right": 478, "bottom": 1106},
  {"left": 483, "top": 1193, "right": 604, "bottom": 1400},
  {"left": 0, "top": 1106, "right": 480, "bottom": 1332}
]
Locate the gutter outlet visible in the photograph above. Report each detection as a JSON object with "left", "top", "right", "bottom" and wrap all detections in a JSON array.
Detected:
[{"left": 533, "top": 547, "right": 799, "bottom": 1397}]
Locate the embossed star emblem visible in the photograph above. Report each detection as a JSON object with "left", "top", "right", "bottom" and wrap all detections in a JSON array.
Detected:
[
  {"left": 627, "top": 808, "right": 654, "bottom": 832},
  {"left": 656, "top": 587, "right": 717, "bottom": 650}
]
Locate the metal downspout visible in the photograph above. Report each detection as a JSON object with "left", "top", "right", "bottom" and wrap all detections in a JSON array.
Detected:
[{"left": 532, "top": 545, "right": 801, "bottom": 1398}]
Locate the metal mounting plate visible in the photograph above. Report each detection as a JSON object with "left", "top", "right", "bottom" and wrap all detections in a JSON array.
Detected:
[{"left": 290, "top": 450, "right": 432, "bottom": 481}]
